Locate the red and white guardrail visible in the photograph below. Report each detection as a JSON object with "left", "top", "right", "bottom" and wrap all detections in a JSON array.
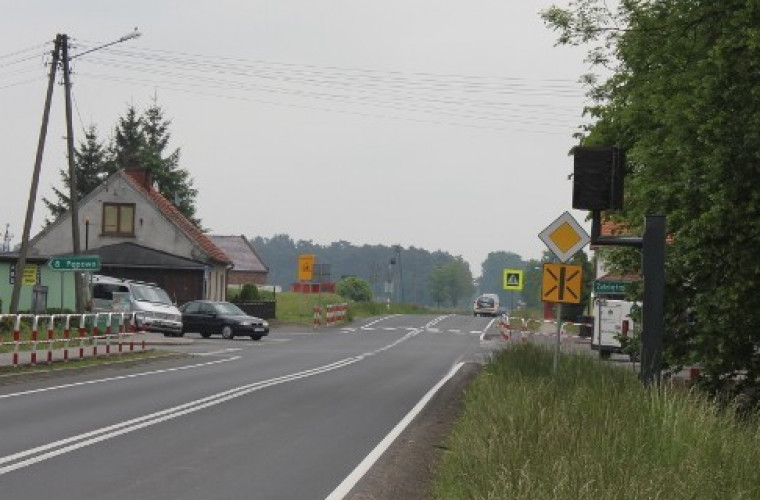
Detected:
[
  {"left": 0, "top": 312, "right": 147, "bottom": 368},
  {"left": 498, "top": 315, "right": 593, "bottom": 343},
  {"left": 312, "top": 303, "right": 349, "bottom": 328}
]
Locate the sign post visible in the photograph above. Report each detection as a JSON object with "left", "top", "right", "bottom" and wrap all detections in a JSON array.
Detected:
[
  {"left": 538, "top": 212, "right": 590, "bottom": 373},
  {"left": 503, "top": 269, "right": 523, "bottom": 314}
]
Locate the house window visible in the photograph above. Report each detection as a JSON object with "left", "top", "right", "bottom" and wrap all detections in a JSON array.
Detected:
[{"left": 102, "top": 203, "right": 135, "bottom": 236}]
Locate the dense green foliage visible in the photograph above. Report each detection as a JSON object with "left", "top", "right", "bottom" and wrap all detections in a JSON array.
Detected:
[
  {"left": 543, "top": 0, "right": 760, "bottom": 395},
  {"left": 250, "top": 234, "right": 472, "bottom": 306},
  {"left": 44, "top": 98, "right": 200, "bottom": 226},
  {"left": 336, "top": 276, "right": 373, "bottom": 302},
  {"left": 43, "top": 125, "right": 111, "bottom": 224},
  {"left": 434, "top": 343, "right": 760, "bottom": 499},
  {"left": 427, "top": 259, "right": 474, "bottom": 308},
  {"left": 236, "top": 283, "right": 260, "bottom": 302}
]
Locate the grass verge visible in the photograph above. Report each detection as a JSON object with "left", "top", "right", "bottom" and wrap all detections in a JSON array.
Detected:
[{"left": 433, "top": 343, "right": 760, "bottom": 499}]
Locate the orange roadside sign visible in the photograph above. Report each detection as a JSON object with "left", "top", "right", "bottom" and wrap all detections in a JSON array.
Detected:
[{"left": 542, "top": 263, "right": 582, "bottom": 304}]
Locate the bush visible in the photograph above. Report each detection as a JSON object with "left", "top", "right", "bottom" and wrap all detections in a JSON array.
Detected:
[
  {"left": 237, "top": 283, "right": 260, "bottom": 302},
  {"left": 336, "top": 277, "right": 373, "bottom": 302}
]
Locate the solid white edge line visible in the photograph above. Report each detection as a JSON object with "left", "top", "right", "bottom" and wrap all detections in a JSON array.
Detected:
[{"left": 325, "top": 361, "right": 466, "bottom": 500}]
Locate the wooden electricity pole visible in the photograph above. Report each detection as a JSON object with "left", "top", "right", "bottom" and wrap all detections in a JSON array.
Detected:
[
  {"left": 10, "top": 35, "right": 62, "bottom": 313},
  {"left": 61, "top": 34, "right": 85, "bottom": 313}
]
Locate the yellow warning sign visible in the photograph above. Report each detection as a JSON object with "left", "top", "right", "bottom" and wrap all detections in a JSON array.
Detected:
[
  {"left": 503, "top": 269, "right": 523, "bottom": 291},
  {"left": 298, "top": 254, "right": 315, "bottom": 281},
  {"left": 22, "top": 264, "right": 39, "bottom": 286},
  {"left": 542, "top": 263, "right": 582, "bottom": 304}
]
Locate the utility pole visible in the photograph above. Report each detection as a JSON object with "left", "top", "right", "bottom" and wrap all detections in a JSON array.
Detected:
[
  {"left": 61, "top": 34, "right": 84, "bottom": 313},
  {"left": 394, "top": 245, "right": 404, "bottom": 303},
  {"left": 10, "top": 35, "right": 62, "bottom": 314},
  {"left": 10, "top": 30, "right": 141, "bottom": 314}
]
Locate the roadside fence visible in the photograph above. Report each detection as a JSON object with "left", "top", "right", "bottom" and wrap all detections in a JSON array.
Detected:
[
  {"left": 498, "top": 315, "right": 593, "bottom": 343},
  {"left": 0, "top": 312, "right": 148, "bottom": 368}
]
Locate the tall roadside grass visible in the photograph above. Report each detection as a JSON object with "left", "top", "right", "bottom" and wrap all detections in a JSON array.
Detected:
[{"left": 433, "top": 343, "right": 760, "bottom": 499}]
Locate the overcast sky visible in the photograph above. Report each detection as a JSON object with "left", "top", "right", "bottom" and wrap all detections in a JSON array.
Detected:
[{"left": 0, "top": 1, "right": 593, "bottom": 275}]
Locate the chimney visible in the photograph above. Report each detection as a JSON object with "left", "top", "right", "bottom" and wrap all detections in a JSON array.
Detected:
[{"left": 125, "top": 167, "right": 154, "bottom": 191}]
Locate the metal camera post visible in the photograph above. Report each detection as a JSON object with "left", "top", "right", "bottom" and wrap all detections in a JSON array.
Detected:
[{"left": 573, "top": 147, "right": 666, "bottom": 386}]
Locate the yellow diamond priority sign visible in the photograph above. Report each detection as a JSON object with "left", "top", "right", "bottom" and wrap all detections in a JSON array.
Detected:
[{"left": 538, "top": 211, "right": 590, "bottom": 263}]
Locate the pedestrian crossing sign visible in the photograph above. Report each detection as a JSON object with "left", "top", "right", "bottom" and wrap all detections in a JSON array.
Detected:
[{"left": 503, "top": 269, "right": 523, "bottom": 291}]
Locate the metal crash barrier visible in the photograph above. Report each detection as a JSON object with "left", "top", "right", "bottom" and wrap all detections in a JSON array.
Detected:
[{"left": 0, "top": 312, "right": 147, "bottom": 368}]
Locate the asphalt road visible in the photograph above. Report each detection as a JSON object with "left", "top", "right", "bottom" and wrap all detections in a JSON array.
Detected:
[{"left": 0, "top": 314, "right": 504, "bottom": 500}]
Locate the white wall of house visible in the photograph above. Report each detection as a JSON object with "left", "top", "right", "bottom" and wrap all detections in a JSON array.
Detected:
[
  {"left": 32, "top": 172, "right": 228, "bottom": 301},
  {"left": 32, "top": 175, "right": 197, "bottom": 259}
]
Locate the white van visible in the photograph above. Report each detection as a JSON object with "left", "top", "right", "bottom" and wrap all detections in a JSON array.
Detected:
[
  {"left": 90, "top": 275, "right": 183, "bottom": 336},
  {"left": 473, "top": 293, "right": 500, "bottom": 317},
  {"left": 592, "top": 298, "right": 636, "bottom": 359}
]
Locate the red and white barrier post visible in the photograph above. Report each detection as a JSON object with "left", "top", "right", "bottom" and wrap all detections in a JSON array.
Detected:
[
  {"left": 46, "top": 315, "right": 55, "bottom": 364},
  {"left": 12, "top": 315, "right": 22, "bottom": 367},
  {"left": 63, "top": 315, "right": 72, "bottom": 361},
  {"left": 313, "top": 305, "right": 322, "bottom": 328}
]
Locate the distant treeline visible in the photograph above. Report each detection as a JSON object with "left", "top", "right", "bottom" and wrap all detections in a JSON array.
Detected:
[{"left": 250, "top": 234, "right": 467, "bottom": 306}]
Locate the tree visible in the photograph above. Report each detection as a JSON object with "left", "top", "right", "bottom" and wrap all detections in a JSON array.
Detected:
[
  {"left": 45, "top": 100, "right": 201, "bottom": 227},
  {"left": 543, "top": 0, "right": 760, "bottom": 396},
  {"left": 336, "top": 276, "right": 373, "bottom": 302},
  {"left": 109, "top": 104, "right": 146, "bottom": 171},
  {"left": 43, "top": 125, "right": 113, "bottom": 225},
  {"left": 140, "top": 98, "right": 200, "bottom": 226},
  {"left": 427, "top": 259, "right": 474, "bottom": 307}
]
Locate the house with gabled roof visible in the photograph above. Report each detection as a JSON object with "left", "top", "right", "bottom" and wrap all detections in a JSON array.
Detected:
[
  {"left": 29, "top": 167, "right": 231, "bottom": 304},
  {"left": 208, "top": 235, "right": 269, "bottom": 288}
]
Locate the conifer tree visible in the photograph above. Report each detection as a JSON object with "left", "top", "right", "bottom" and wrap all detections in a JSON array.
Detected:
[{"left": 43, "top": 125, "right": 111, "bottom": 225}]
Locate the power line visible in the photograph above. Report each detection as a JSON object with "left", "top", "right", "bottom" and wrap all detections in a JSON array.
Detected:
[
  {"left": 78, "top": 71, "right": 587, "bottom": 134},
  {"left": 0, "top": 42, "right": 49, "bottom": 61}
]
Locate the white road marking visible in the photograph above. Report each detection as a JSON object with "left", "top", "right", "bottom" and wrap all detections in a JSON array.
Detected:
[
  {"left": 0, "top": 315, "right": 453, "bottom": 476},
  {"left": 0, "top": 357, "right": 241, "bottom": 400},
  {"left": 192, "top": 348, "right": 242, "bottom": 356},
  {"left": 480, "top": 318, "right": 497, "bottom": 342},
  {"left": 383, "top": 327, "right": 397, "bottom": 331},
  {"left": 326, "top": 361, "right": 466, "bottom": 500},
  {"left": 448, "top": 329, "right": 461, "bottom": 334}
]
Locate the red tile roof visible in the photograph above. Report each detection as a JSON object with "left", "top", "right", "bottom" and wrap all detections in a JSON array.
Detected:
[{"left": 123, "top": 170, "right": 231, "bottom": 265}]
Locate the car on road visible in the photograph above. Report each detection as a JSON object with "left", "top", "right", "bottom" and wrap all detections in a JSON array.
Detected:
[
  {"left": 180, "top": 300, "right": 270, "bottom": 340},
  {"left": 473, "top": 293, "right": 500, "bottom": 317}
]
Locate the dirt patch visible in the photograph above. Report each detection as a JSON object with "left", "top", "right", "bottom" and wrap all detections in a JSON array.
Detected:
[{"left": 348, "top": 363, "right": 481, "bottom": 500}]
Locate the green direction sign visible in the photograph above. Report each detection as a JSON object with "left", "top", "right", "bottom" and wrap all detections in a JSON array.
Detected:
[
  {"left": 47, "top": 255, "right": 101, "bottom": 272},
  {"left": 593, "top": 280, "right": 631, "bottom": 295}
]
